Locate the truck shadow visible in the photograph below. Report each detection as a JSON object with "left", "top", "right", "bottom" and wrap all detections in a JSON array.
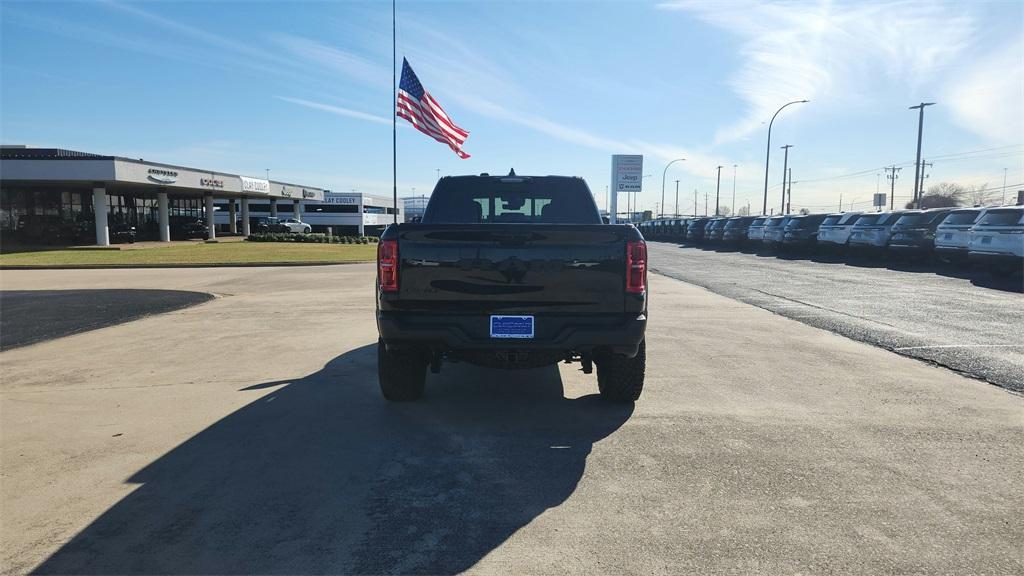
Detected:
[{"left": 34, "top": 343, "right": 632, "bottom": 575}]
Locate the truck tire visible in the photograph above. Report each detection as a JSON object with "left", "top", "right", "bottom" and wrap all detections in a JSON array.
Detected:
[
  {"left": 596, "top": 339, "right": 645, "bottom": 403},
  {"left": 377, "top": 339, "right": 427, "bottom": 401}
]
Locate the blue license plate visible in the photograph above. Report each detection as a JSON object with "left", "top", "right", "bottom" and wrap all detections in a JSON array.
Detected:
[{"left": 490, "top": 315, "right": 534, "bottom": 339}]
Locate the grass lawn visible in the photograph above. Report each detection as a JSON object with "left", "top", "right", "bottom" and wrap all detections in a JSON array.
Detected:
[{"left": 0, "top": 241, "right": 377, "bottom": 267}]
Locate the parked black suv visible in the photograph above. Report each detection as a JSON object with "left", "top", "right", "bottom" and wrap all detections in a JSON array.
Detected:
[{"left": 887, "top": 208, "right": 955, "bottom": 258}]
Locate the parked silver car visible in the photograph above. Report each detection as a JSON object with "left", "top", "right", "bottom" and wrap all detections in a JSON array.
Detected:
[
  {"left": 847, "top": 211, "right": 907, "bottom": 253},
  {"left": 746, "top": 216, "right": 769, "bottom": 245}
]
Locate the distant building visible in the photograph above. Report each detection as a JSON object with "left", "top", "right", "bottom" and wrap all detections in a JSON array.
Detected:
[
  {"left": 403, "top": 195, "right": 429, "bottom": 222},
  {"left": 216, "top": 190, "right": 401, "bottom": 237}
]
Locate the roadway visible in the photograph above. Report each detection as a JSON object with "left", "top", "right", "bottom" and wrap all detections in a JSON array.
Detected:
[
  {"left": 648, "top": 241, "right": 1023, "bottom": 393},
  {"left": 1, "top": 265, "right": 1021, "bottom": 574}
]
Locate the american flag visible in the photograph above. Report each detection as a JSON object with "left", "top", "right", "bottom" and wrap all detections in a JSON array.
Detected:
[{"left": 396, "top": 58, "right": 470, "bottom": 159}]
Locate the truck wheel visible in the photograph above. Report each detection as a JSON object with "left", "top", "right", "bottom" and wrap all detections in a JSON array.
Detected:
[
  {"left": 377, "top": 340, "right": 427, "bottom": 401},
  {"left": 596, "top": 339, "right": 646, "bottom": 403}
]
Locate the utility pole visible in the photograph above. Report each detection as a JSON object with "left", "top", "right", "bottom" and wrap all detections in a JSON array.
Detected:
[
  {"left": 839, "top": 192, "right": 843, "bottom": 212},
  {"left": 920, "top": 159, "right": 933, "bottom": 203},
  {"left": 694, "top": 188, "right": 698, "bottom": 218},
  {"left": 909, "top": 102, "right": 936, "bottom": 208},
  {"left": 731, "top": 164, "right": 737, "bottom": 216},
  {"left": 674, "top": 180, "right": 680, "bottom": 216},
  {"left": 704, "top": 191, "right": 708, "bottom": 216},
  {"left": 779, "top": 145, "right": 792, "bottom": 214},
  {"left": 786, "top": 168, "right": 792, "bottom": 214},
  {"left": 885, "top": 165, "right": 901, "bottom": 210},
  {"left": 715, "top": 166, "right": 723, "bottom": 216}
]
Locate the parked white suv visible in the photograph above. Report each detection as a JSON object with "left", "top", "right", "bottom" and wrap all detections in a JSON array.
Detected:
[
  {"left": 968, "top": 206, "right": 1024, "bottom": 275},
  {"left": 934, "top": 207, "right": 987, "bottom": 263},
  {"left": 817, "top": 211, "right": 863, "bottom": 250}
]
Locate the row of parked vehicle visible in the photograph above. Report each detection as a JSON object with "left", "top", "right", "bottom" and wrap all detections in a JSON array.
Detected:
[{"left": 637, "top": 205, "right": 1024, "bottom": 276}]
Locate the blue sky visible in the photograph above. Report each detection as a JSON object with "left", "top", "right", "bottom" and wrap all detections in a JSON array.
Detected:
[{"left": 2, "top": 0, "right": 1022, "bottom": 214}]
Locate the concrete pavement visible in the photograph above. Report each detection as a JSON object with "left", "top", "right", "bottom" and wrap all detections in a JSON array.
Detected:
[{"left": 1, "top": 265, "right": 1021, "bottom": 574}]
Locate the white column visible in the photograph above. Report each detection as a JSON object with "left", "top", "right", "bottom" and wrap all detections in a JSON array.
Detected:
[
  {"left": 205, "top": 193, "right": 216, "bottom": 240},
  {"left": 241, "top": 197, "right": 250, "bottom": 236},
  {"left": 228, "top": 200, "right": 237, "bottom": 234},
  {"left": 157, "top": 191, "right": 170, "bottom": 242},
  {"left": 293, "top": 200, "right": 301, "bottom": 220},
  {"left": 358, "top": 195, "right": 365, "bottom": 236},
  {"left": 270, "top": 198, "right": 278, "bottom": 218},
  {"left": 92, "top": 186, "right": 110, "bottom": 246}
]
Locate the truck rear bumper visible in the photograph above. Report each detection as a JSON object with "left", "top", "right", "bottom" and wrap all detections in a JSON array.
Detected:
[{"left": 377, "top": 311, "right": 647, "bottom": 357}]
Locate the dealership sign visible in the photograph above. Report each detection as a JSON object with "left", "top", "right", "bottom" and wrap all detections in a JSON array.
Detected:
[
  {"left": 612, "top": 155, "right": 643, "bottom": 192},
  {"left": 200, "top": 178, "right": 224, "bottom": 188},
  {"left": 240, "top": 176, "right": 270, "bottom": 194},
  {"left": 147, "top": 168, "right": 178, "bottom": 184},
  {"left": 873, "top": 193, "right": 887, "bottom": 207}
]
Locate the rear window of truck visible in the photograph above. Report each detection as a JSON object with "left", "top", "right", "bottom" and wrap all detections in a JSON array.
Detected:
[{"left": 422, "top": 177, "right": 601, "bottom": 224}]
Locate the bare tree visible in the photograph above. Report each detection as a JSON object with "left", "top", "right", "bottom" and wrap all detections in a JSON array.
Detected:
[
  {"left": 799, "top": 207, "right": 811, "bottom": 215},
  {"left": 737, "top": 206, "right": 751, "bottom": 216},
  {"left": 965, "top": 183, "right": 996, "bottom": 206},
  {"left": 716, "top": 206, "right": 732, "bottom": 217},
  {"left": 908, "top": 182, "right": 966, "bottom": 209}
]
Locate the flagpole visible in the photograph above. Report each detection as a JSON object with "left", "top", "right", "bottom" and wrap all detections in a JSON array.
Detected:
[{"left": 392, "top": 0, "right": 397, "bottom": 225}]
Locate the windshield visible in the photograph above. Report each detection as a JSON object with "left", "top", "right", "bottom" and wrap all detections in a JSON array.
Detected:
[
  {"left": 941, "top": 211, "right": 981, "bottom": 225},
  {"left": 854, "top": 215, "right": 880, "bottom": 226},
  {"left": 977, "top": 209, "right": 1024, "bottom": 226},
  {"left": 894, "top": 213, "right": 927, "bottom": 226},
  {"left": 749, "top": 218, "right": 766, "bottom": 227},
  {"left": 764, "top": 218, "right": 784, "bottom": 228},
  {"left": 821, "top": 216, "right": 842, "bottom": 226},
  {"left": 422, "top": 177, "right": 600, "bottom": 224}
]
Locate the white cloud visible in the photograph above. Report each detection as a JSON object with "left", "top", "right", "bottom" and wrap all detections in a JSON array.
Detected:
[
  {"left": 658, "top": 0, "right": 976, "bottom": 144},
  {"left": 275, "top": 96, "right": 392, "bottom": 126},
  {"left": 271, "top": 34, "right": 388, "bottom": 89},
  {"left": 945, "top": 37, "right": 1024, "bottom": 146}
]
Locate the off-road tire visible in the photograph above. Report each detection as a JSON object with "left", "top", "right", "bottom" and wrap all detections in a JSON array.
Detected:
[
  {"left": 378, "top": 339, "right": 427, "bottom": 401},
  {"left": 596, "top": 339, "right": 646, "bottom": 403}
]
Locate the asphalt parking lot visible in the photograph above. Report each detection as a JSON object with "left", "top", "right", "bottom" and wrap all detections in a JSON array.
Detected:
[
  {"left": 649, "top": 242, "right": 1024, "bottom": 393},
  {"left": 1, "top": 265, "right": 1021, "bottom": 574}
]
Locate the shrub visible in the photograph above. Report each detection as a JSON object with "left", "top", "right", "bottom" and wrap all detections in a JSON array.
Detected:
[{"left": 245, "top": 233, "right": 375, "bottom": 244}]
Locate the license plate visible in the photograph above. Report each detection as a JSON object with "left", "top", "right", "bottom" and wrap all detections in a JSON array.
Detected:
[
  {"left": 490, "top": 315, "right": 534, "bottom": 339},
  {"left": 944, "top": 233, "right": 953, "bottom": 240},
  {"left": 981, "top": 236, "right": 992, "bottom": 244}
]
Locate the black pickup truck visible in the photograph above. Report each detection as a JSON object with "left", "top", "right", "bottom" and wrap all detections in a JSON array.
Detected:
[{"left": 376, "top": 172, "right": 648, "bottom": 402}]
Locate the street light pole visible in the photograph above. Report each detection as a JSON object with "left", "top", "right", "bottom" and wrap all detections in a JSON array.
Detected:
[
  {"left": 661, "top": 158, "right": 685, "bottom": 218},
  {"left": 779, "top": 144, "right": 792, "bottom": 214},
  {"left": 731, "top": 164, "right": 737, "bottom": 215},
  {"left": 762, "top": 100, "right": 809, "bottom": 215},
  {"left": 909, "top": 102, "right": 936, "bottom": 209},
  {"left": 714, "top": 166, "right": 722, "bottom": 216},
  {"left": 674, "top": 180, "right": 680, "bottom": 217}
]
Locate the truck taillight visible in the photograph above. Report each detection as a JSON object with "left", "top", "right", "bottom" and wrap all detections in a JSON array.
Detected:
[
  {"left": 378, "top": 239, "right": 399, "bottom": 292},
  {"left": 626, "top": 240, "right": 647, "bottom": 293}
]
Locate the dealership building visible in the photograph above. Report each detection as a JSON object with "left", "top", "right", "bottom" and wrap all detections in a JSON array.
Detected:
[
  {"left": 213, "top": 190, "right": 401, "bottom": 237},
  {"left": 0, "top": 146, "right": 401, "bottom": 244}
]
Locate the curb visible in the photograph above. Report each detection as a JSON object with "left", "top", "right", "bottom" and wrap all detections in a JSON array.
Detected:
[{"left": 0, "top": 261, "right": 374, "bottom": 270}]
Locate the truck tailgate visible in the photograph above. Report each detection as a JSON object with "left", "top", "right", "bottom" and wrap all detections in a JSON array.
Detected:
[{"left": 394, "top": 224, "right": 628, "bottom": 314}]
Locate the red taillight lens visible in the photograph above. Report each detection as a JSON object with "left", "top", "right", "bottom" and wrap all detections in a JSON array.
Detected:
[
  {"left": 378, "top": 239, "right": 399, "bottom": 292},
  {"left": 626, "top": 240, "right": 647, "bottom": 293}
]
